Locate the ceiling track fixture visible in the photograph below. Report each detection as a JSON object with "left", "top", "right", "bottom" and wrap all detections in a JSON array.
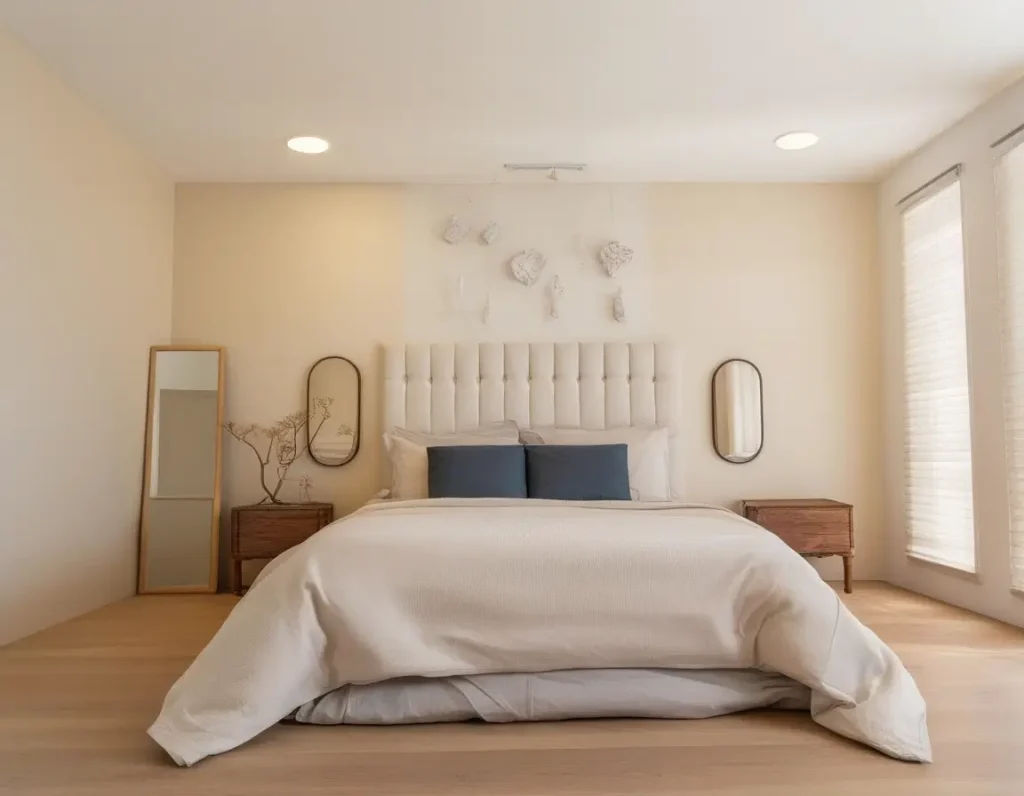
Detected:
[{"left": 504, "top": 163, "right": 587, "bottom": 182}]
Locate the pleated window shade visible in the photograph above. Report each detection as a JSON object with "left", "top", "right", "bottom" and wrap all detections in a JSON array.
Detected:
[
  {"left": 901, "top": 177, "right": 976, "bottom": 572},
  {"left": 995, "top": 138, "right": 1024, "bottom": 590}
]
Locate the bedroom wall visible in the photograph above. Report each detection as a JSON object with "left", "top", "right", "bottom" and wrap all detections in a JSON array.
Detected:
[
  {"left": 653, "top": 184, "right": 882, "bottom": 582},
  {"left": 878, "top": 77, "right": 1024, "bottom": 628},
  {"left": 172, "top": 181, "right": 881, "bottom": 586},
  {"left": 172, "top": 184, "right": 405, "bottom": 586},
  {"left": 0, "top": 29, "right": 174, "bottom": 644}
]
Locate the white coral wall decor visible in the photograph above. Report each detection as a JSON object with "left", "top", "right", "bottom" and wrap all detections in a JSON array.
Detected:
[
  {"left": 612, "top": 287, "right": 626, "bottom": 323},
  {"left": 599, "top": 241, "right": 633, "bottom": 277},
  {"left": 548, "top": 275, "right": 565, "bottom": 319},
  {"left": 443, "top": 215, "right": 470, "bottom": 244},
  {"left": 509, "top": 249, "right": 546, "bottom": 287},
  {"left": 480, "top": 221, "right": 501, "bottom": 245}
]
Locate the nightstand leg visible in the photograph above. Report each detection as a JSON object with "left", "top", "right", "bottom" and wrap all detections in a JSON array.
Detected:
[
  {"left": 843, "top": 555, "right": 853, "bottom": 594},
  {"left": 232, "top": 559, "right": 242, "bottom": 596}
]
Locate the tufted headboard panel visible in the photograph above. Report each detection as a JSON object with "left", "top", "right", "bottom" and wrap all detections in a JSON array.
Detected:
[{"left": 383, "top": 342, "right": 683, "bottom": 497}]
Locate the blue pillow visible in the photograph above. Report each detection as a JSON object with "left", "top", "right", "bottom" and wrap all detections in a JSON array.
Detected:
[
  {"left": 427, "top": 445, "right": 527, "bottom": 498},
  {"left": 525, "top": 444, "right": 630, "bottom": 501}
]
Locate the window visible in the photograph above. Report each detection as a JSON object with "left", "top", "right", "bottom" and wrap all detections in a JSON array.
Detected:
[
  {"left": 995, "top": 136, "right": 1024, "bottom": 590},
  {"left": 900, "top": 174, "right": 976, "bottom": 572}
]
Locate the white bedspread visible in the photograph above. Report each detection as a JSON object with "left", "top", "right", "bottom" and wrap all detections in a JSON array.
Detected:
[
  {"left": 148, "top": 500, "right": 931, "bottom": 765},
  {"left": 291, "top": 668, "right": 812, "bottom": 724}
]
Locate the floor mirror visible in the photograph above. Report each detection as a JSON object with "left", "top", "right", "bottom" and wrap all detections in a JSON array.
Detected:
[{"left": 138, "top": 346, "right": 225, "bottom": 593}]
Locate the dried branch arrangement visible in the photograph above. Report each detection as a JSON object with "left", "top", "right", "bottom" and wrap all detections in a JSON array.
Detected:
[{"left": 224, "top": 398, "right": 336, "bottom": 505}]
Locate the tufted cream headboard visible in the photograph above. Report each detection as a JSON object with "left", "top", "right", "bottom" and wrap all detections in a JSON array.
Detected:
[{"left": 383, "top": 342, "right": 683, "bottom": 497}]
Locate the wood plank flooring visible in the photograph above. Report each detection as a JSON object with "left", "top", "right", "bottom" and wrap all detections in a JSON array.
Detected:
[{"left": 0, "top": 583, "right": 1022, "bottom": 795}]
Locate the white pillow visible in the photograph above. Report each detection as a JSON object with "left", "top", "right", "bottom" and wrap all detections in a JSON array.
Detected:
[
  {"left": 383, "top": 422, "right": 521, "bottom": 500},
  {"left": 527, "top": 427, "right": 672, "bottom": 502}
]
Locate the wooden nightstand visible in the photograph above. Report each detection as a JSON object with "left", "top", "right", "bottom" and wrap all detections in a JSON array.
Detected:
[
  {"left": 741, "top": 499, "right": 854, "bottom": 593},
  {"left": 230, "top": 503, "right": 333, "bottom": 595}
]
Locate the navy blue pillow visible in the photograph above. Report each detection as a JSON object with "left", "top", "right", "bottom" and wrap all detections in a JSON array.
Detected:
[
  {"left": 427, "top": 445, "right": 527, "bottom": 498},
  {"left": 525, "top": 444, "right": 630, "bottom": 501}
]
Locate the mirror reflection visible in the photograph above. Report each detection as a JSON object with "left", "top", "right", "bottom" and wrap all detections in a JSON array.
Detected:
[
  {"left": 139, "top": 348, "right": 223, "bottom": 592},
  {"left": 712, "top": 359, "right": 763, "bottom": 464},
  {"left": 307, "top": 356, "right": 361, "bottom": 466}
]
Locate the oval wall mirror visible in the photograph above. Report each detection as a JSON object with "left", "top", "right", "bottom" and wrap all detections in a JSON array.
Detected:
[
  {"left": 711, "top": 358, "right": 764, "bottom": 464},
  {"left": 307, "top": 356, "right": 361, "bottom": 467}
]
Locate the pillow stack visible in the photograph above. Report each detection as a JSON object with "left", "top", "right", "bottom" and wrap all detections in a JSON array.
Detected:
[
  {"left": 426, "top": 443, "right": 631, "bottom": 501},
  {"left": 384, "top": 423, "right": 671, "bottom": 502},
  {"left": 521, "top": 426, "right": 671, "bottom": 501},
  {"left": 382, "top": 422, "right": 521, "bottom": 500}
]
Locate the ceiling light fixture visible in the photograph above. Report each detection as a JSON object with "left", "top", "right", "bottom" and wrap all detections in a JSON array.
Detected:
[
  {"left": 774, "top": 131, "right": 819, "bottom": 151},
  {"left": 287, "top": 136, "right": 330, "bottom": 154}
]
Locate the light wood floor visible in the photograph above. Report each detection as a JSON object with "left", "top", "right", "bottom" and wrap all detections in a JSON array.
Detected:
[{"left": 0, "top": 583, "right": 1022, "bottom": 795}]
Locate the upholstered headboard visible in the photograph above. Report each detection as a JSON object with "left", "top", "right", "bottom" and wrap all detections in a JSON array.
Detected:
[{"left": 383, "top": 342, "right": 683, "bottom": 497}]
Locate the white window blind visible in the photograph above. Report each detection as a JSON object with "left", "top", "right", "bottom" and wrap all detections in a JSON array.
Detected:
[
  {"left": 995, "top": 136, "right": 1024, "bottom": 590},
  {"left": 901, "top": 176, "right": 976, "bottom": 572}
]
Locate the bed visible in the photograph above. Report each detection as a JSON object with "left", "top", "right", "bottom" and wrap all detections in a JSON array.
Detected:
[{"left": 148, "top": 342, "right": 931, "bottom": 766}]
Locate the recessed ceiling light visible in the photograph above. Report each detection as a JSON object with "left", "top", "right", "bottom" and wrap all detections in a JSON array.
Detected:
[
  {"left": 774, "top": 131, "right": 819, "bottom": 151},
  {"left": 287, "top": 136, "right": 330, "bottom": 154}
]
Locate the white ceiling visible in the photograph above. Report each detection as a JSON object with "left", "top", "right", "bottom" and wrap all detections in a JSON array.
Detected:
[{"left": 2, "top": 0, "right": 1023, "bottom": 183}]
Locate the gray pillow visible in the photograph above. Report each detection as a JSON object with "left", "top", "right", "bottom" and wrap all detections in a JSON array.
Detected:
[
  {"left": 427, "top": 445, "right": 527, "bottom": 498},
  {"left": 525, "top": 444, "right": 630, "bottom": 501}
]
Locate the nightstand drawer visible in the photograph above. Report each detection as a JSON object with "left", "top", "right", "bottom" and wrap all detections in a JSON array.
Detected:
[
  {"left": 230, "top": 503, "right": 333, "bottom": 594},
  {"left": 746, "top": 506, "right": 852, "bottom": 554},
  {"left": 234, "top": 513, "right": 321, "bottom": 558}
]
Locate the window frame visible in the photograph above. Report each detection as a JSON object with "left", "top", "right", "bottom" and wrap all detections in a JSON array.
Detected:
[
  {"left": 992, "top": 125, "right": 1024, "bottom": 593},
  {"left": 898, "top": 165, "right": 980, "bottom": 574}
]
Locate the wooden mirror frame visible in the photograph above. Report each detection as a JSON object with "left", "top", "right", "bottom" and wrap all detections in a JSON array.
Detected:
[
  {"left": 710, "top": 357, "right": 764, "bottom": 464},
  {"left": 306, "top": 355, "right": 362, "bottom": 467},
  {"left": 137, "top": 345, "right": 225, "bottom": 594}
]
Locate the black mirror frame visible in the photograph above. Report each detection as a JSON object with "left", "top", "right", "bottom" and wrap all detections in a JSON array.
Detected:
[
  {"left": 710, "top": 358, "right": 764, "bottom": 465},
  {"left": 307, "top": 355, "right": 362, "bottom": 467}
]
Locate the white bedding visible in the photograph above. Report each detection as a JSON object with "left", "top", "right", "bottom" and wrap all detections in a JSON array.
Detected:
[
  {"left": 148, "top": 499, "right": 931, "bottom": 765},
  {"left": 291, "top": 668, "right": 812, "bottom": 725}
]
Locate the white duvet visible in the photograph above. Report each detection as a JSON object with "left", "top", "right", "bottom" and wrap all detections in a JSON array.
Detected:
[
  {"left": 149, "top": 500, "right": 931, "bottom": 765},
  {"left": 291, "top": 668, "right": 813, "bottom": 725}
]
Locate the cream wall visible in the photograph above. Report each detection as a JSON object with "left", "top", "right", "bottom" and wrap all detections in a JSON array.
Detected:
[
  {"left": 0, "top": 30, "right": 174, "bottom": 644},
  {"left": 172, "top": 185, "right": 405, "bottom": 585},
  {"left": 878, "top": 77, "right": 1024, "bottom": 627},
  {"left": 173, "top": 182, "right": 881, "bottom": 587},
  {"left": 654, "top": 184, "right": 882, "bottom": 581}
]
